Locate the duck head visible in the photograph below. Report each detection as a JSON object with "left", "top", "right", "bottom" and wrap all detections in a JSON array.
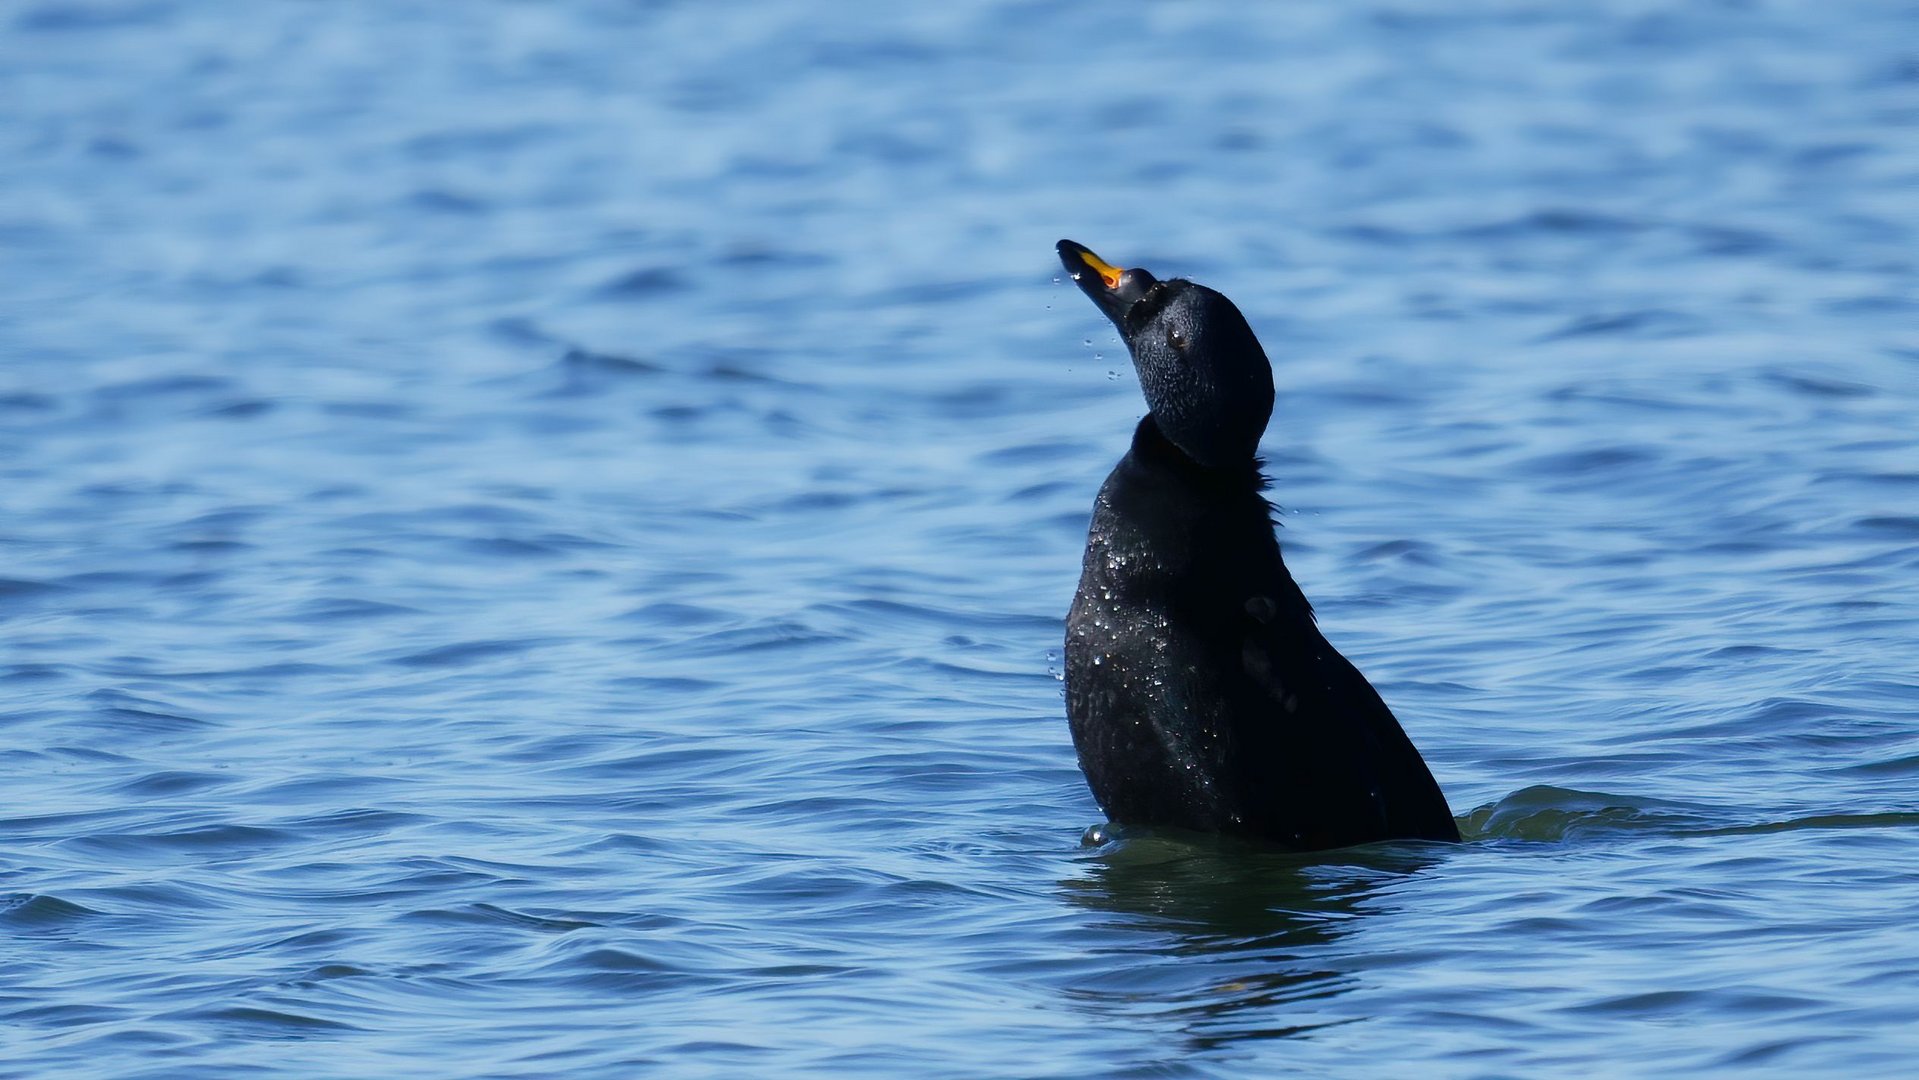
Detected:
[{"left": 1057, "top": 239, "right": 1274, "bottom": 468}]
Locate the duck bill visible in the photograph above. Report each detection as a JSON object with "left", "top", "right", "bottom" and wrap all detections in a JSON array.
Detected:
[{"left": 1057, "top": 239, "right": 1144, "bottom": 329}]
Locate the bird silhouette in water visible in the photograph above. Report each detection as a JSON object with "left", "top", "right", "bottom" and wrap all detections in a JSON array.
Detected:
[{"left": 1056, "top": 239, "right": 1458, "bottom": 850}]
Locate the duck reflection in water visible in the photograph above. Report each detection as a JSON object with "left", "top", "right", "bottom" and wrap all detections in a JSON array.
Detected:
[{"left": 1058, "top": 828, "right": 1446, "bottom": 1050}]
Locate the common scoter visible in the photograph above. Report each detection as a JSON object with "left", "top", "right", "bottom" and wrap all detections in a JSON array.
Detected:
[{"left": 1057, "top": 239, "right": 1458, "bottom": 850}]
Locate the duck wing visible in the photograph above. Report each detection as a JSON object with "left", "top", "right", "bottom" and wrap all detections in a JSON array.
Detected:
[{"left": 1230, "top": 587, "right": 1460, "bottom": 847}]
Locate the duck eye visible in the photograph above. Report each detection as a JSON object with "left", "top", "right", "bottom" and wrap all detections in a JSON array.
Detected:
[
  {"left": 1167, "top": 328, "right": 1188, "bottom": 351},
  {"left": 1117, "top": 268, "right": 1157, "bottom": 297}
]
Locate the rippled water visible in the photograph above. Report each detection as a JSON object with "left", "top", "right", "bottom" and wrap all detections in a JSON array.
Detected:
[{"left": 4, "top": 1, "right": 1917, "bottom": 1075}]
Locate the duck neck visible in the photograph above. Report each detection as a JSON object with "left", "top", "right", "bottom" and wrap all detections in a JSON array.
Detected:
[{"left": 1131, "top": 413, "right": 1265, "bottom": 490}]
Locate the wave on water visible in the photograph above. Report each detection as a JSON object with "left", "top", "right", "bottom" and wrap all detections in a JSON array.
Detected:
[
  {"left": 1460, "top": 785, "right": 1718, "bottom": 842},
  {"left": 1078, "top": 784, "right": 1919, "bottom": 855}
]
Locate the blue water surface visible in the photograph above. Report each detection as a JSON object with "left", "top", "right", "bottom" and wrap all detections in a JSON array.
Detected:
[{"left": 4, "top": 1, "right": 1918, "bottom": 1076}]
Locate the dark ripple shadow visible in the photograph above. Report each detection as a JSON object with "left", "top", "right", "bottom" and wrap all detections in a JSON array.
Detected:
[
  {"left": 1515, "top": 443, "right": 1662, "bottom": 478},
  {"left": 1764, "top": 370, "right": 1877, "bottom": 399},
  {"left": 858, "top": 277, "right": 1005, "bottom": 308},
  {"left": 595, "top": 266, "right": 691, "bottom": 299},
  {"left": 170, "top": 1004, "right": 359, "bottom": 1036},
  {"left": 0, "top": 577, "right": 71, "bottom": 620},
  {"left": 84, "top": 688, "right": 213, "bottom": 734},
  {"left": 407, "top": 188, "right": 488, "bottom": 215},
  {"left": 613, "top": 601, "right": 729, "bottom": 627},
  {"left": 388, "top": 637, "right": 551, "bottom": 668},
  {"left": 602, "top": 674, "right": 722, "bottom": 694},
  {"left": 59, "top": 824, "right": 300, "bottom": 860},
  {"left": 515, "top": 939, "right": 718, "bottom": 995},
  {"left": 106, "top": 770, "right": 234, "bottom": 797},
  {"left": 556, "top": 345, "right": 666, "bottom": 381},
  {"left": 1456, "top": 208, "right": 1648, "bottom": 239},
  {"left": 651, "top": 618, "right": 849, "bottom": 659},
  {"left": 1535, "top": 309, "right": 1709, "bottom": 342},
  {"left": 298, "top": 597, "right": 421, "bottom": 620},
  {"left": 812, "top": 597, "right": 1062, "bottom": 636},
  {"left": 4, "top": 1002, "right": 133, "bottom": 1029},
  {"left": 479, "top": 344, "right": 666, "bottom": 400},
  {"left": 0, "top": 576, "right": 69, "bottom": 600},
  {"left": 1853, "top": 515, "right": 1919, "bottom": 538},
  {"left": 1, "top": 892, "right": 107, "bottom": 931},
  {"left": 398, "top": 902, "right": 602, "bottom": 934},
  {"left": 90, "top": 374, "right": 235, "bottom": 402}
]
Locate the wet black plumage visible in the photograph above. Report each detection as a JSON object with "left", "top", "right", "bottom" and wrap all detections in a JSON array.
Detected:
[{"left": 1057, "top": 239, "right": 1458, "bottom": 850}]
